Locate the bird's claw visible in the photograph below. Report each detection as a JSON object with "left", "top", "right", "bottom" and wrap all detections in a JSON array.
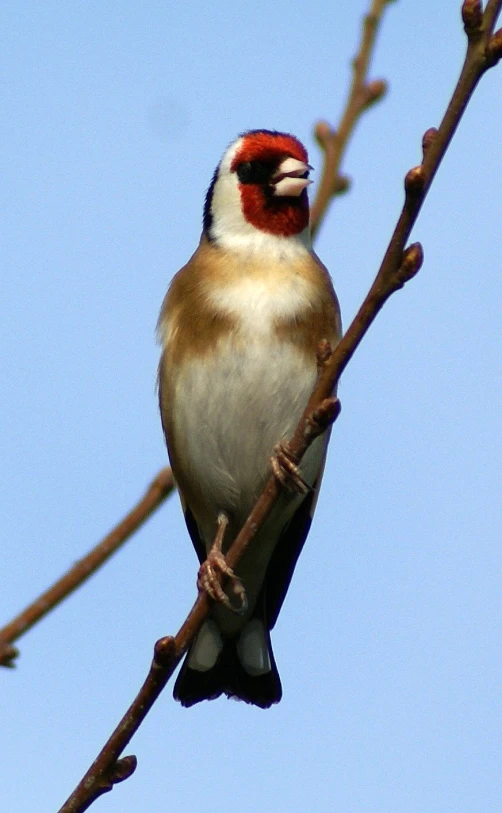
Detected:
[
  {"left": 271, "top": 441, "right": 310, "bottom": 494},
  {"left": 197, "top": 552, "right": 247, "bottom": 613},
  {"left": 197, "top": 514, "right": 247, "bottom": 614}
]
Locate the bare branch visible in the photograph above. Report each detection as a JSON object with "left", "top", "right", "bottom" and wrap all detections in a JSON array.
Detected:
[
  {"left": 0, "top": 468, "right": 175, "bottom": 667},
  {"left": 57, "top": 3, "right": 502, "bottom": 809},
  {"left": 310, "top": 0, "right": 395, "bottom": 238}
]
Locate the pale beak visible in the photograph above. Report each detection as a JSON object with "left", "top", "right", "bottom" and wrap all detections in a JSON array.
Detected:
[{"left": 271, "top": 157, "right": 313, "bottom": 197}]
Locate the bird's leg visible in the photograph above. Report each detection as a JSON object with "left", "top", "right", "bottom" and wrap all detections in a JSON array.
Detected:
[
  {"left": 271, "top": 440, "right": 311, "bottom": 494},
  {"left": 197, "top": 513, "right": 247, "bottom": 614}
]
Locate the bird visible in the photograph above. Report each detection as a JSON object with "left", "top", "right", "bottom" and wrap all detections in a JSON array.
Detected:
[{"left": 157, "top": 129, "right": 341, "bottom": 708}]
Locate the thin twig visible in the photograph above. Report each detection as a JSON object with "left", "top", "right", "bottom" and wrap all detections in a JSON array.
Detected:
[
  {"left": 58, "top": 3, "right": 502, "bottom": 810},
  {"left": 310, "top": 0, "right": 394, "bottom": 238},
  {"left": 300, "top": 1, "right": 502, "bottom": 422},
  {"left": 0, "top": 468, "right": 175, "bottom": 667}
]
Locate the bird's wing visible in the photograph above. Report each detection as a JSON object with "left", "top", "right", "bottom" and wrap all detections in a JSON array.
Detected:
[
  {"left": 263, "top": 442, "right": 329, "bottom": 630},
  {"left": 180, "top": 495, "right": 206, "bottom": 565}
]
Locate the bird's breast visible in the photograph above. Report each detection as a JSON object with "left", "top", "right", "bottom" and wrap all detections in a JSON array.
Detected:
[
  {"left": 170, "top": 326, "right": 318, "bottom": 525},
  {"left": 205, "top": 272, "right": 315, "bottom": 338},
  {"left": 158, "top": 246, "right": 340, "bottom": 543}
]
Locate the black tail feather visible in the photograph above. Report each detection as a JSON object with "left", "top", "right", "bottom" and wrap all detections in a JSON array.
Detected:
[{"left": 173, "top": 637, "right": 282, "bottom": 709}]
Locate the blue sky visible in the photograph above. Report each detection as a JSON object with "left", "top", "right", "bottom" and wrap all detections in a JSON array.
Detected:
[{"left": 2, "top": 2, "right": 501, "bottom": 811}]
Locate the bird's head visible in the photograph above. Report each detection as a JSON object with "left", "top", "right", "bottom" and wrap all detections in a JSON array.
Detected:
[{"left": 203, "top": 129, "right": 312, "bottom": 251}]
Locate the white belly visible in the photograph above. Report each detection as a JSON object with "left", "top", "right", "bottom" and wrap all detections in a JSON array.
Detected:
[{"left": 173, "top": 333, "right": 320, "bottom": 539}]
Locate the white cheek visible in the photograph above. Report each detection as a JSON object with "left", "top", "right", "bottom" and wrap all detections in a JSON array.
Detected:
[{"left": 210, "top": 171, "right": 247, "bottom": 236}]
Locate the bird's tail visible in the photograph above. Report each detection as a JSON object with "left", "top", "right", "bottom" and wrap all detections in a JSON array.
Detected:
[{"left": 173, "top": 618, "right": 282, "bottom": 709}]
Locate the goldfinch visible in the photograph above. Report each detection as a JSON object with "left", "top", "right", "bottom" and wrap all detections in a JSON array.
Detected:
[{"left": 157, "top": 129, "right": 341, "bottom": 707}]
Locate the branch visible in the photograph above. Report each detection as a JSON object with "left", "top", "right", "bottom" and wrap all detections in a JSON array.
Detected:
[
  {"left": 310, "top": 0, "right": 395, "bottom": 238},
  {"left": 57, "top": 2, "right": 502, "bottom": 810},
  {"left": 0, "top": 468, "right": 175, "bottom": 667}
]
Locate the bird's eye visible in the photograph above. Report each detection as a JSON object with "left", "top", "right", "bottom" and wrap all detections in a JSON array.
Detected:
[{"left": 235, "top": 160, "right": 275, "bottom": 185}]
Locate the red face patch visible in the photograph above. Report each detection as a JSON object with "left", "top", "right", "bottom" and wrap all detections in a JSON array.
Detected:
[
  {"left": 231, "top": 131, "right": 310, "bottom": 237},
  {"left": 239, "top": 186, "right": 309, "bottom": 236}
]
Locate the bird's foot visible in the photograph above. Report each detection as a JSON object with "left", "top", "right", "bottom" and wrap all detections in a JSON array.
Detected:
[
  {"left": 271, "top": 440, "right": 310, "bottom": 494},
  {"left": 197, "top": 513, "right": 247, "bottom": 614}
]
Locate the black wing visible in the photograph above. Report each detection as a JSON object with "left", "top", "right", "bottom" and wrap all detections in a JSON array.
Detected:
[
  {"left": 263, "top": 482, "right": 318, "bottom": 630},
  {"left": 183, "top": 502, "right": 206, "bottom": 564}
]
